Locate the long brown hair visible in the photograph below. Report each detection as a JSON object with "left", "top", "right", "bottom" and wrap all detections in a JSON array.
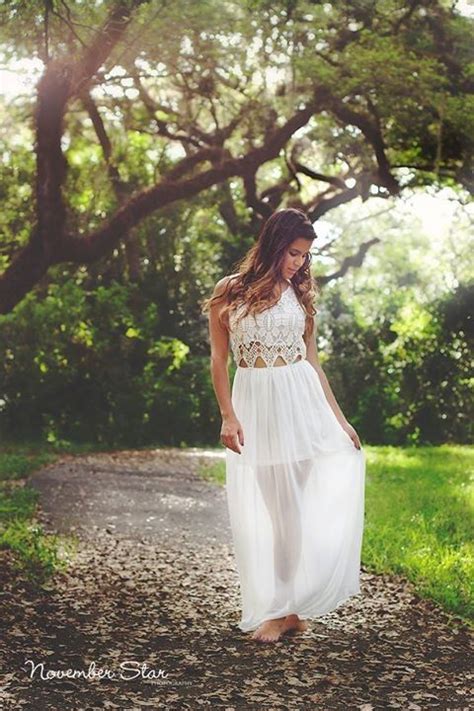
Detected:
[{"left": 201, "top": 208, "right": 320, "bottom": 340}]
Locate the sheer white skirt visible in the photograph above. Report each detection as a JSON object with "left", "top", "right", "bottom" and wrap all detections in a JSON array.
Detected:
[{"left": 225, "top": 357, "right": 366, "bottom": 633}]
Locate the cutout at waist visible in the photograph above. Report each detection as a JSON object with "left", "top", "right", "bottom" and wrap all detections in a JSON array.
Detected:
[{"left": 238, "top": 354, "right": 304, "bottom": 368}]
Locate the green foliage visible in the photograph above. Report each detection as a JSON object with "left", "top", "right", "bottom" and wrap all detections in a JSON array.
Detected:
[
  {"left": 0, "top": 188, "right": 471, "bottom": 447},
  {"left": 0, "top": 129, "right": 36, "bottom": 271},
  {"left": 0, "top": 451, "right": 52, "bottom": 480},
  {"left": 0, "top": 481, "right": 37, "bottom": 519},
  {"left": 0, "top": 517, "right": 67, "bottom": 582},
  {"left": 362, "top": 445, "right": 473, "bottom": 621},
  {"left": 322, "top": 280, "right": 472, "bottom": 445},
  {"left": 0, "top": 274, "right": 219, "bottom": 446},
  {"left": 313, "top": 194, "right": 473, "bottom": 446},
  {"left": 0, "top": 446, "right": 72, "bottom": 582}
]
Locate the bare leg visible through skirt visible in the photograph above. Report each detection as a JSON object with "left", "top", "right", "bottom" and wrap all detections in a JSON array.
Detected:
[{"left": 255, "top": 459, "right": 312, "bottom": 616}]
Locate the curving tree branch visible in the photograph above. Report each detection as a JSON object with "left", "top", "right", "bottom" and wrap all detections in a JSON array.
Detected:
[
  {"left": 318, "top": 237, "right": 382, "bottom": 285},
  {"left": 0, "top": 99, "right": 317, "bottom": 312}
]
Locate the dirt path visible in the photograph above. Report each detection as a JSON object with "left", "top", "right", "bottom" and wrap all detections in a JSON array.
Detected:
[{"left": 1, "top": 449, "right": 471, "bottom": 710}]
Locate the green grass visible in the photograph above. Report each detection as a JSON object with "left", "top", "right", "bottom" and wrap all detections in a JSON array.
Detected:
[
  {"left": 362, "top": 445, "right": 473, "bottom": 623},
  {"left": 0, "top": 441, "right": 99, "bottom": 583},
  {"left": 198, "top": 445, "right": 474, "bottom": 624}
]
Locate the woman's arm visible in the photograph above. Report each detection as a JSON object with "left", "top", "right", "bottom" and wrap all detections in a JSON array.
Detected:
[
  {"left": 304, "top": 323, "right": 361, "bottom": 449},
  {"left": 208, "top": 277, "right": 244, "bottom": 454}
]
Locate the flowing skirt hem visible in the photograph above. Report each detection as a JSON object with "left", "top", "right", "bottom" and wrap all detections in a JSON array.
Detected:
[{"left": 237, "top": 584, "right": 362, "bottom": 633}]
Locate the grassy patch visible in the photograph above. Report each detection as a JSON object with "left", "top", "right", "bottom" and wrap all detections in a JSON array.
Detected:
[
  {"left": 0, "top": 441, "right": 97, "bottom": 583},
  {"left": 198, "top": 445, "right": 473, "bottom": 623},
  {"left": 196, "top": 449, "right": 226, "bottom": 486},
  {"left": 362, "top": 445, "right": 473, "bottom": 622}
]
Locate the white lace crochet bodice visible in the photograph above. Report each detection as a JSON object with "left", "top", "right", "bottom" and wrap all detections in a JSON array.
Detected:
[{"left": 228, "top": 280, "right": 307, "bottom": 368}]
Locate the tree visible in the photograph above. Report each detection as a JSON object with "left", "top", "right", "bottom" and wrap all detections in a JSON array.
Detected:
[{"left": 0, "top": 0, "right": 472, "bottom": 312}]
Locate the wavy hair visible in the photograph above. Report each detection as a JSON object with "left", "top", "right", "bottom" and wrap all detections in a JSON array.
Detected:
[{"left": 201, "top": 208, "right": 320, "bottom": 340}]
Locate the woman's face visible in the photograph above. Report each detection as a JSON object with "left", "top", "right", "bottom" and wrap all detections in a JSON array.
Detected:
[{"left": 281, "top": 237, "right": 314, "bottom": 279}]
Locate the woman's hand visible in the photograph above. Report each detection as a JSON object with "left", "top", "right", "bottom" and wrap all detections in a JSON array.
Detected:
[
  {"left": 341, "top": 421, "right": 362, "bottom": 450},
  {"left": 221, "top": 416, "right": 245, "bottom": 454}
]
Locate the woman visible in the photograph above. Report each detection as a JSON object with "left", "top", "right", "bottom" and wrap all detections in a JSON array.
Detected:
[{"left": 202, "top": 208, "right": 366, "bottom": 643}]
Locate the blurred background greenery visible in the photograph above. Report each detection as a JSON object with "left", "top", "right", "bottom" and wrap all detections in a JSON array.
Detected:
[
  {"left": 0, "top": 194, "right": 471, "bottom": 448},
  {"left": 0, "top": 0, "right": 472, "bottom": 448}
]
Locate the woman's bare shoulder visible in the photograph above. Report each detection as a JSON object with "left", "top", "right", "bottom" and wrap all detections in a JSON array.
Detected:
[{"left": 213, "top": 273, "right": 240, "bottom": 297}]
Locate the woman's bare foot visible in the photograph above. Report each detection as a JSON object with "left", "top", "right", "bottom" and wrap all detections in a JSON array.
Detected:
[
  {"left": 251, "top": 617, "right": 287, "bottom": 643},
  {"left": 282, "top": 613, "right": 309, "bottom": 635}
]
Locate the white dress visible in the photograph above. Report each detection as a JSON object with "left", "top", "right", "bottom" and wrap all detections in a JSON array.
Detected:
[{"left": 225, "top": 279, "right": 366, "bottom": 632}]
